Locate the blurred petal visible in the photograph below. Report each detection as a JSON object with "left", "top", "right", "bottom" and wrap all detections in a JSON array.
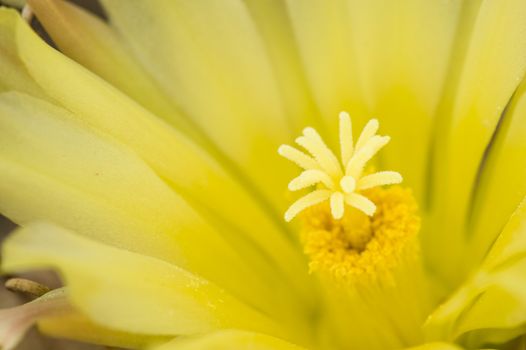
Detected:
[
  {"left": 466, "top": 78, "right": 526, "bottom": 269},
  {"left": 0, "top": 287, "right": 165, "bottom": 349},
  {"left": 98, "top": 0, "right": 295, "bottom": 210},
  {"left": 0, "top": 8, "right": 313, "bottom": 307},
  {"left": 151, "top": 330, "right": 304, "bottom": 350},
  {"left": 38, "top": 305, "right": 169, "bottom": 349},
  {"left": 286, "top": 0, "right": 462, "bottom": 200},
  {"left": 0, "top": 288, "right": 69, "bottom": 350},
  {"left": 285, "top": 0, "right": 369, "bottom": 137},
  {"left": 0, "top": 8, "right": 45, "bottom": 96},
  {"left": 26, "top": 0, "right": 202, "bottom": 141},
  {"left": 425, "top": 195, "right": 526, "bottom": 346},
  {"left": 2, "top": 223, "right": 287, "bottom": 340},
  {"left": 405, "top": 343, "right": 463, "bottom": 350},
  {"left": 0, "top": 91, "right": 290, "bottom": 315},
  {"left": 428, "top": 0, "right": 526, "bottom": 283},
  {"left": 242, "top": 0, "right": 323, "bottom": 133}
]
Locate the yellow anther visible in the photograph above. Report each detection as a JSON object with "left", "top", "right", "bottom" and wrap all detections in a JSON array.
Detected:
[
  {"left": 301, "top": 187, "right": 420, "bottom": 282},
  {"left": 280, "top": 112, "right": 402, "bottom": 221}
]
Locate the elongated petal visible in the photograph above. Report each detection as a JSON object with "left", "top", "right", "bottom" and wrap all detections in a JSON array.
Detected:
[
  {"left": 0, "top": 10, "right": 313, "bottom": 307},
  {"left": 26, "top": 0, "right": 200, "bottom": 140},
  {"left": 236, "top": 0, "right": 324, "bottom": 134},
  {"left": 428, "top": 0, "right": 526, "bottom": 284},
  {"left": 0, "top": 92, "right": 293, "bottom": 316},
  {"left": 152, "top": 330, "right": 305, "bottom": 350},
  {"left": 465, "top": 79, "right": 526, "bottom": 269},
  {"left": 405, "top": 343, "right": 463, "bottom": 350},
  {"left": 98, "top": 0, "right": 294, "bottom": 211},
  {"left": 38, "top": 304, "right": 169, "bottom": 349},
  {"left": 0, "top": 9, "right": 44, "bottom": 97},
  {"left": 285, "top": 0, "right": 369, "bottom": 139},
  {"left": 2, "top": 223, "right": 285, "bottom": 339},
  {"left": 287, "top": 1, "right": 463, "bottom": 200},
  {"left": 425, "top": 195, "right": 526, "bottom": 346},
  {"left": 0, "top": 287, "right": 165, "bottom": 349}
]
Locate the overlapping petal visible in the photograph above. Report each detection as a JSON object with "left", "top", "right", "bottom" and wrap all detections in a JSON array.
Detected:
[
  {"left": 97, "top": 0, "right": 297, "bottom": 213},
  {"left": 0, "top": 91, "right": 298, "bottom": 317},
  {"left": 427, "top": 0, "right": 526, "bottom": 285},
  {"left": 2, "top": 223, "right": 295, "bottom": 343},
  {"left": 151, "top": 330, "right": 305, "bottom": 350},
  {"left": 0, "top": 8, "right": 315, "bottom": 310},
  {"left": 425, "top": 195, "right": 526, "bottom": 347}
]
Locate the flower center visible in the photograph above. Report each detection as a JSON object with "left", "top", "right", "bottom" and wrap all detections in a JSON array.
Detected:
[
  {"left": 279, "top": 112, "right": 418, "bottom": 282},
  {"left": 279, "top": 114, "right": 429, "bottom": 348},
  {"left": 300, "top": 186, "right": 420, "bottom": 281}
]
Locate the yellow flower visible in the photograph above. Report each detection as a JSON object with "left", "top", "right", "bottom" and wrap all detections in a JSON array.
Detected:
[{"left": 0, "top": 0, "right": 525, "bottom": 350}]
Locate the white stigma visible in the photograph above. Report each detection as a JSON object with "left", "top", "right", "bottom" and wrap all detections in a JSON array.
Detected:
[{"left": 278, "top": 112, "right": 403, "bottom": 222}]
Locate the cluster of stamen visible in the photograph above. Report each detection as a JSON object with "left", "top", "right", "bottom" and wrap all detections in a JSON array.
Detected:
[
  {"left": 279, "top": 112, "right": 402, "bottom": 222},
  {"left": 300, "top": 187, "right": 420, "bottom": 281}
]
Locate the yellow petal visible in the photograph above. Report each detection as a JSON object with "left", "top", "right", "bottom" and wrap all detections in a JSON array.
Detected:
[
  {"left": 38, "top": 303, "right": 169, "bottom": 349},
  {"left": 0, "top": 8, "right": 44, "bottom": 97},
  {"left": 0, "top": 9, "right": 313, "bottom": 306},
  {"left": 425, "top": 195, "right": 526, "bottom": 345},
  {"left": 0, "top": 92, "right": 303, "bottom": 318},
  {"left": 428, "top": 0, "right": 526, "bottom": 284},
  {"left": 286, "top": 1, "right": 462, "bottom": 201},
  {"left": 151, "top": 330, "right": 305, "bottom": 350},
  {"left": 284, "top": 0, "right": 369, "bottom": 141},
  {"left": 98, "top": 0, "right": 295, "bottom": 211},
  {"left": 405, "top": 343, "right": 463, "bottom": 350},
  {"left": 347, "top": 0, "right": 462, "bottom": 200},
  {"left": 241, "top": 0, "right": 323, "bottom": 134},
  {"left": 2, "top": 223, "right": 286, "bottom": 340},
  {"left": 466, "top": 78, "right": 526, "bottom": 269},
  {"left": 26, "top": 0, "right": 202, "bottom": 141}
]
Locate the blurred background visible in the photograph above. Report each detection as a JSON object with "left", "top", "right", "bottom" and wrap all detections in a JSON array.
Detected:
[{"left": 0, "top": 1, "right": 112, "bottom": 349}]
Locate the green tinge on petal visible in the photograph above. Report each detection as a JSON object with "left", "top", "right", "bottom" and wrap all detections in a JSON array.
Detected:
[
  {"left": 2, "top": 223, "right": 287, "bottom": 340},
  {"left": 151, "top": 330, "right": 305, "bottom": 350},
  {"left": 0, "top": 91, "right": 297, "bottom": 318},
  {"left": 0, "top": 8, "right": 315, "bottom": 308},
  {"left": 426, "top": 0, "right": 526, "bottom": 285},
  {"left": 425, "top": 195, "right": 526, "bottom": 346}
]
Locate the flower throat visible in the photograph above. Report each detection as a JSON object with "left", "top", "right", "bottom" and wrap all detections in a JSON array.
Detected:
[{"left": 279, "top": 113, "right": 432, "bottom": 349}]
